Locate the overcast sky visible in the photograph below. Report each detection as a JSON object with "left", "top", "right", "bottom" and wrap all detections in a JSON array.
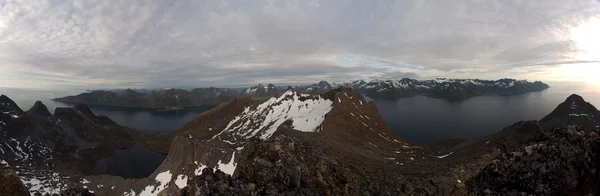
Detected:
[{"left": 1, "top": 0, "right": 599, "bottom": 90}]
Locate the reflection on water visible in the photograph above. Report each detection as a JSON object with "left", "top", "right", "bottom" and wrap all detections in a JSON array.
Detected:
[
  {"left": 93, "top": 144, "right": 166, "bottom": 179},
  {"left": 366, "top": 82, "right": 600, "bottom": 143},
  {"left": 77, "top": 105, "right": 215, "bottom": 132}
]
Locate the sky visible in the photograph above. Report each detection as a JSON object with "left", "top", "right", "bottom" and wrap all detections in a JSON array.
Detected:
[{"left": 0, "top": 0, "right": 599, "bottom": 90}]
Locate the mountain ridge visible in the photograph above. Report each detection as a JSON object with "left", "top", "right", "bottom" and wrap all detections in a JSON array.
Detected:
[{"left": 53, "top": 78, "right": 550, "bottom": 108}]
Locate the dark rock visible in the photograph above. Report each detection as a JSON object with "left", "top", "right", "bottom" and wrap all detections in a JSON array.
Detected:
[
  {"left": 60, "top": 187, "right": 95, "bottom": 196},
  {"left": 540, "top": 94, "right": 600, "bottom": 131},
  {"left": 26, "top": 101, "right": 52, "bottom": 117},
  {"left": 467, "top": 125, "right": 600, "bottom": 195},
  {"left": 0, "top": 94, "right": 23, "bottom": 113},
  {"left": 0, "top": 168, "right": 29, "bottom": 196}
]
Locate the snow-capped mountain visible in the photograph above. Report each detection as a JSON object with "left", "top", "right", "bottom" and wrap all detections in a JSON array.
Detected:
[
  {"left": 294, "top": 80, "right": 336, "bottom": 93},
  {"left": 54, "top": 78, "right": 551, "bottom": 109},
  {"left": 241, "top": 84, "right": 278, "bottom": 97},
  {"left": 66, "top": 87, "right": 410, "bottom": 195},
  {"left": 337, "top": 78, "right": 550, "bottom": 100}
]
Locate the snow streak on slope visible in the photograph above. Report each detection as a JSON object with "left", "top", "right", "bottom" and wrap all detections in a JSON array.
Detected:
[
  {"left": 213, "top": 90, "right": 333, "bottom": 141},
  {"left": 125, "top": 170, "right": 172, "bottom": 196}
]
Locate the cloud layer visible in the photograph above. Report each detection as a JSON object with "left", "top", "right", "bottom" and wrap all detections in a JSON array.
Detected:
[{"left": 0, "top": 0, "right": 599, "bottom": 89}]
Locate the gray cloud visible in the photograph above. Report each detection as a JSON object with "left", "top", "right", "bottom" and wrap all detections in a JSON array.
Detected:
[{"left": 0, "top": 0, "right": 599, "bottom": 89}]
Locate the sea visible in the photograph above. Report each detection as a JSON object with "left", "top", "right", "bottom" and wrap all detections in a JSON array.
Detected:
[{"left": 1, "top": 81, "right": 599, "bottom": 178}]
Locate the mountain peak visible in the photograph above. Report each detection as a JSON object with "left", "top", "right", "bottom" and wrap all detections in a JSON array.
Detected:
[
  {"left": 318, "top": 80, "right": 329, "bottom": 85},
  {"left": 26, "top": 101, "right": 52, "bottom": 117},
  {"left": 0, "top": 94, "right": 23, "bottom": 113},
  {"left": 565, "top": 94, "right": 585, "bottom": 104},
  {"left": 540, "top": 94, "right": 599, "bottom": 131}
]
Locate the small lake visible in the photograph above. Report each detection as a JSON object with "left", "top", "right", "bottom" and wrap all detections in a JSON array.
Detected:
[{"left": 93, "top": 145, "right": 167, "bottom": 179}]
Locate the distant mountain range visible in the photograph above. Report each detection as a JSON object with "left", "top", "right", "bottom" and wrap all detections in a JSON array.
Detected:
[
  {"left": 53, "top": 78, "right": 549, "bottom": 108},
  {"left": 2, "top": 87, "right": 598, "bottom": 195}
]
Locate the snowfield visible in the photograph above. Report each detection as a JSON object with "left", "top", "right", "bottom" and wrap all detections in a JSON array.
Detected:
[{"left": 213, "top": 90, "right": 334, "bottom": 141}]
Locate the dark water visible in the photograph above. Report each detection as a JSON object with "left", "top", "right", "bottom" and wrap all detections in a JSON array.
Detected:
[
  {"left": 0, "top": 88, "right": 214, "bottom": 178},
  {"left": 365, "top": 82, "right": 600, "bottom": 143},
  {"left": 68, "top": 104, "right": 215, "bottom": 132},
  {"left": 0, "top": 88, "right": 213, "bottom": 132},
  {"left": 93, "top": 145, "right": 166, "bottom": 178}
]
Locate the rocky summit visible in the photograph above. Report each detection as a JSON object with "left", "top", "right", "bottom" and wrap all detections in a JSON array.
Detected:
[
  {"left": 1, "top": 88, "right": 598, "bottom": 196},
  {"left": 540, "top": 94, "right": 600, "bottom": 132}
]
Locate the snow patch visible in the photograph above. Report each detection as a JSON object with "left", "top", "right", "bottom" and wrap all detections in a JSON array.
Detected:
[
  {"left": 194, "top": 161, "right": 208, "bottom": 175},
  {"left": 433, "top": 152, "right": 454, "bottom": 159},
  {"left": 569, "top": 113, "right": 591, "bottom": 117},
  {"left": 20, "top": 173, "right": 64, "bottom": 195},
  {"left": 81, "top": 178, "right": 91, "bottom": 184},
  {"left": 175, "top": 175, "right": 188, "bottom": 188},
  {"left": 217, "top": 152, "right": 237, "bottom": 175},
  {"left": 377, "top": 133, "right": 391, "bottom": 141},
  {"left": 213, "top": 90, "right": 333, "bottom": 140},
  {"left": 138, "top": 170, "right": 172, "bottom": 196}
]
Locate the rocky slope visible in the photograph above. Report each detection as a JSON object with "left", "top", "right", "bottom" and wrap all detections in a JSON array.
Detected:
[
  {"left": 0, "top": 95, "right": 168, "bottom": 195},
  {"left": 53, "top": 78, "right": 549, "bottom": 108}
]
